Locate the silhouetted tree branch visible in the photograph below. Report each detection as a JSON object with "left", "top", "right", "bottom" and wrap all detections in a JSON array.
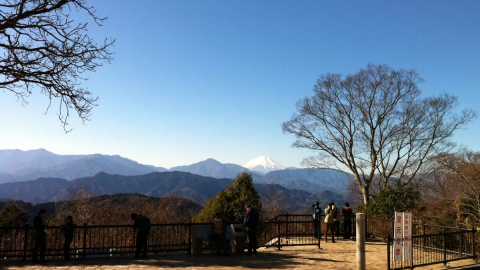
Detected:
[{"left": 0, "top": 0, "right": 115, "bottom": 131}]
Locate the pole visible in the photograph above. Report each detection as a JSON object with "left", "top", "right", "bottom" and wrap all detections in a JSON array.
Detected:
[
  {"left": 387, "top": 234, "right": 391, "bottom": 270},
  {"left": 356, "top": 213, "right": 366, "bottom": 270}
]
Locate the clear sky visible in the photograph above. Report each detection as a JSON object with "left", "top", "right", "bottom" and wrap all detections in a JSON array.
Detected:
[{"left": 1, "top": 1, "right": 479, "bottom": 169}]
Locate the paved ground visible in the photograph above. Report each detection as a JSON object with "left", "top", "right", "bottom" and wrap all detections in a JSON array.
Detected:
[{"left": 1, "top": 240, "right": 479, "bottom": 270}]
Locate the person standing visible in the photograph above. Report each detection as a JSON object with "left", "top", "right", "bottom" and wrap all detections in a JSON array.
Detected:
[
  {"left": 61, "top": 216, "right": 76, "bottom": 261},
  {"left": 131, "top": 213, "right": 151, "bottom": 259},
  {"left": 243, "top": 204, "right": 259, "bottom": 256},
  {"left": 312, "top": 201, "right": 322, "bottom": 239},
  {"left": 332, "top": 203, "right": 341, "bottom": 239},
  {"left": 341, "top": 202, "right": 353, "bottom": 239},
  {"left": 212, "top": 212, "right": 230, "bottom": 256},
  {"left": 324, "top": 203, "right": 335, "bottom": 243},
  {"left": 32, "top": 209, "right": 47, "bottom": 262}
]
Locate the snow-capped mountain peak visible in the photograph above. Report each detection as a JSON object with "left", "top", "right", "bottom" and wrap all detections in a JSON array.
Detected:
[{"left": 242, "top": 156, "right": 286, "bottom": 174}]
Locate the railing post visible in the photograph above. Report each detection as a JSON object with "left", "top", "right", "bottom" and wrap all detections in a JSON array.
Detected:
[
  {"left": 23, "top": 225, "right": 29, "bottom": 261},
  {"left": 473, "top": 226, "right": 477, "bottom": 262},
  {"left": 459, "top": 225, "right": 463, "bottom": 258},
  {"left": 387, "top": 234, "right": 391, "bottom": 270},
  {"left": 82, "top": 223, "right": 87, "bottom": 259},
  {"left": 285, "top": 212, "right": 289, "bottom": 242},
  {"left": 443, "top": 229, "right": 447, "bottom": 266},
  {"left": 188, "top": 221, "right": 192, "bottom": 255},
  {"left": 277, "top": 221, "right": 281, "bottom": 251},
  {"left": 422, "top": 221, "right": 426, "bottom": 248}
]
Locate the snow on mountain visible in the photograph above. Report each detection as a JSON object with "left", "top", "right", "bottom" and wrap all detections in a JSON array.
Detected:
[{"left": 242, "top": 156, "right": 286, "bottom": 174}]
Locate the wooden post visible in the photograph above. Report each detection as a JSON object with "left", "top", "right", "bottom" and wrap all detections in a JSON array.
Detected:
[
  {"left": 82, "top": 223, "right": 87, "bottom": 259},
  {"left": 23, "top": 225, "right": 29, "bottom": 261},
  {"left": 356, "top": 213, "right": 366, "bottom": 270}
]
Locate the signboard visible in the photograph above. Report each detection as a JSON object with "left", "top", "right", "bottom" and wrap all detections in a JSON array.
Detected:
[
  {"left": 393, "top": 212, "right": 403, "bottom": 261},
  {"left": 403, "top": 212, "right": 412, "bottom": 260}
]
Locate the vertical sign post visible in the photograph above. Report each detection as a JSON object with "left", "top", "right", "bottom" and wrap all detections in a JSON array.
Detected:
[
  {"left": 356, "top": 213, "right": 366, "bottom": 270},
  {"left": 403, "top": 212, "right": 412, "bottom": 261},
  {"left": 393, "top": 212, "right": 403, "bottom": 261}
]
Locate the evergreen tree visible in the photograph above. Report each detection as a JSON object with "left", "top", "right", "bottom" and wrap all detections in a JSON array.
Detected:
[
  {"left": 193, "top": 172, "right": 263, "bottom": 223},
  {"left": 358, "top": 181, "right": 422, "bottom": 219},
  {"left": 0, "top": 205, "right": 29, "bottom": 227}
]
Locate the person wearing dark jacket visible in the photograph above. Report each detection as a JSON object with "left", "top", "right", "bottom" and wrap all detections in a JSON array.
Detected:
[
  {"left": 341, "top": 202, "right": 353, "bottom": 239},
  {"left": 32, "top": 209, "right": 47, "bottom": 262},
  {"left": 311, "top": 201, "right": 322, "bottom": 239},
  {"left": 61, "top": 216, "right": 76, "bottom": 260},
  {"left": 131, "top": 213, "right": 151, "bottom": 259},
  {"left": 243, "top": 205, "right": 259, "bottom": 256}
]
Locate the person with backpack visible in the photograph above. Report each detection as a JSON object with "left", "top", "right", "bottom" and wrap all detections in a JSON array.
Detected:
[
  {"left": 131, "top": 213, "right": 151, "bottom": 259},
  {"left": 32, "top": 209, "right": 47, "bottom": 262},
  {"left": 311, "top": 201, "right": 321, "bottom": 239},
  {"left": 212, "top": 212, "right": 230, "bottom": 256},
  {"left": 60, "top": 216, "right": 76, "bottom": 261},
  {"left": 324, "top": 203, "right": 336, "bottom": 243},
  {"left": 332, "top": 202, "right": 342, "bottom": 239},
  {"left": 341, "top": 202, "right": 353, "bottom": 239},
  {"left": 243, "top": 204, "right": 259, "bottom": 256}
]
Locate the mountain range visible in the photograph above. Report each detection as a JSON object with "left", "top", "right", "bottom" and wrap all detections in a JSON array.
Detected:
[
  {"left": 0, "top": 149, "right": 353, "bottom": 200},
  {"left": 0, "top": 149, "right": 167, "bottom": 183},
  {"left": 0, "top": 171, "right": 347, "bottom": 208}
]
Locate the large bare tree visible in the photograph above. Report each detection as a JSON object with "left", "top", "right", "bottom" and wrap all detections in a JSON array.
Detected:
[
  {"left": 283, "top": 64, "right": 476, "bottom": 204},
  {"left": 0, "top": 0, "right": 114, "bottom": 131}
]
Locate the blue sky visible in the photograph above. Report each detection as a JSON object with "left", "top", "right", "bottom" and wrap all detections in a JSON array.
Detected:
[{"left": 1, "top": 1, "right": 479, "bottom": 168}]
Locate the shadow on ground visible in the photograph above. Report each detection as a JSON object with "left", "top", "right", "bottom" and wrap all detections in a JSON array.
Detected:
[{"left": 1, "top": 251, "right": 319, "bottom": 269}]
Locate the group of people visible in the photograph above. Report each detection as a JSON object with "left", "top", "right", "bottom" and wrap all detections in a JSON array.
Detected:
[
  {"left": 312, "top": 201, "right": 353, "bottom": 243},
  {"left": 210, "top": 204, "right": 259, "bottom": 256},
  {"left": 32, "top": 209, "right": 76, "bottom": 262},
  {"left": 30, "top": 204, "right": 260, "bottom": 262}
]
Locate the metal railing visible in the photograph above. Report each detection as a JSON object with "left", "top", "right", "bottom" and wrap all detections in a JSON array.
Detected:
[
  {"left": 0, "top": 217, "right": 323, "bottom": 261},
  {"left": 260, "top": 214, "right": 322, "bottom": 249},
  {"left": 359, "top": 216, "right": 477, "bottom": 269}
]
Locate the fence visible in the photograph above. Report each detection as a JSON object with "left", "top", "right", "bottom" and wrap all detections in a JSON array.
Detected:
[
  {"left": 0, "top": 216, "right": 322, "bottom": 261},
  {"left": 0, "top": 222, "right": 195, "bottom": 260},
  {"left": 261, "top": 214, "right": 321, "bottom": 249},
  {"left": 362, "top": 216, "right": 477, "bottom": 269}
]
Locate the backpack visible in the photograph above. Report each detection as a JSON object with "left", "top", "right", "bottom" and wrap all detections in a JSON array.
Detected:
[
  {"left": 213, "top": 218, "right": 224, "bottom": 234},
  {"left": 313, "top": 207, "right": 321, "bottom": 220}
]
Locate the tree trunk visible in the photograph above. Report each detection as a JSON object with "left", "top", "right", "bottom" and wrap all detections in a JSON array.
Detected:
[{"left": 361, "top": 186, "right": 370, "bottom": 205}]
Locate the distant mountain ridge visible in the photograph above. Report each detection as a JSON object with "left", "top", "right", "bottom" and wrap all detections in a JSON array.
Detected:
[
  {"left": 170, "top": 158, "right": 251, "bottom": 179},
  {"left": 0, "top": 149, "right": 352, "bottom": 201},
  {"left": 0, "top": 171, "right": 347, "bottom": 207},
  {"left": 0, "top": 149, "right": 167, "bottom": 183}
]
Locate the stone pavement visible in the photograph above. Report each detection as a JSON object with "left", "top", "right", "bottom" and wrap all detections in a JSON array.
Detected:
[{"left": 1, "top": 240, "right": 479, "bottom": 270}]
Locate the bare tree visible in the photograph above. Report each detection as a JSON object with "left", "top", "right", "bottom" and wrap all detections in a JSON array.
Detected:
[
  {"left": 283, "top": 64, "right": 476, "bottom": 204},
  {"left": 261, "top": 179, "right": 288, "bottom": 219},
  {"left": 433, "top": 152, "right": 480, "bottom": 227},
  {"left": 0, "top": 0, "right": 114, "bottom": 131}
]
